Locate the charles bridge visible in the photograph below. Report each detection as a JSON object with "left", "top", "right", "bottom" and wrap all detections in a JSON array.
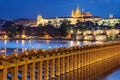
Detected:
[
  {"left": 75, "top": 29, "right": 120, "bottom": 41},
  {"left": 0, "top": 41, "right": 120, "bottom": 80}
]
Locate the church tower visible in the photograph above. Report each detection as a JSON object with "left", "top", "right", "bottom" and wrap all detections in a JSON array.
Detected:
[
  {"left": 71, "top": 9, "right": 75, "bottom": 17},
  {"left": 71, "top": 5, "right": 82, "bottom": 18},
  {"left": 75, "top": 5, "right": 81, "bottom": 17},
  {"left": 37, "top": 14, "right": 44, "bottom": 26}
]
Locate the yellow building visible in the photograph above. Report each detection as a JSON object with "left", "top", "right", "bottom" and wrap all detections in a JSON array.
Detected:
[{"left": 37, "top": 6, "right": 101, "bottom": 26}]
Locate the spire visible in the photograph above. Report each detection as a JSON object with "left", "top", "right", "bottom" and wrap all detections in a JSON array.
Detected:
[
  {"left": 82, "top": 8, "right": 84, "bottom": 12},
  {"left": 109, "top": 13, "right": 113, "bottom": 18},
  {"left": 71, "top": 9, "right": 75, "bottom": 17},
  {"left": 76, "top": 4, "right": 81, "bottom": 12},
  {"left": 38, "top": 14, "right": 40, "bottom": 17},
  {"left": 75, "top": 4, "right": 81, "bottom": 17},
  {"left": 77, "top": 4, "right": 80, "bottom": 9},
  {"left": 37, "top": 14, "right": 42, "bottom": 18},
  {"left": 37, "top": 13, "right": 44, "bottom": 26}
]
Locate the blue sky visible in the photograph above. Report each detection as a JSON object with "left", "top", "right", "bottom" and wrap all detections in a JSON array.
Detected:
[{"left": 0, "top": 0, "right": 120, "bottom": 19}]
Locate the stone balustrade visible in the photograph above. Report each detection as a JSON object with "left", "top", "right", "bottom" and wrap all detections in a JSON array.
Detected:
[{"left": 0, "top": 41, "right": 120, "bottom": 80}]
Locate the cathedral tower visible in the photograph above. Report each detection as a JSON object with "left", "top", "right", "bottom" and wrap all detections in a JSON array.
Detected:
[
  {"left": 71, "top": 10, "right": 75, "bottom": 17},
  {"left": 71, "top": 5, "right": 82, "bottom": 18},
  {"left": 37, "top": 14, "right": 44, "bottom": 26},
  {"left": 75, "top": 5, "right": 81, "bottom": 17}
]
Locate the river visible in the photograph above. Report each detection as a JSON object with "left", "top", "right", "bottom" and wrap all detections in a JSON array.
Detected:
[{"left": 0, "top": 40, "right": 97, "bottom": 55}]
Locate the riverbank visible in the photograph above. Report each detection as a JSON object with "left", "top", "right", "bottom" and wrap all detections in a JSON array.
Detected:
[{"left": 4, "top": 37, "right": 73, "bottom": 41}]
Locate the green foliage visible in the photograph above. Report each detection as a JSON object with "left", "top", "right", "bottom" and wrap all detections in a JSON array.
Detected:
[
  {"left": 59, "top": 20, "right": 69, "bottom": 37},
  {"left": 3, "top": 21, "right": 17, "bottom": 37}
]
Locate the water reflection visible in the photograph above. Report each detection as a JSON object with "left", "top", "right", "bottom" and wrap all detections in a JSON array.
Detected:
[
  {"left": 4, "top": 40, "right": 8, "bottom": 45},
  {"left": 21, "top": 40, "right": 25, "bottom": 46},
  {"left": 0, "top": 40, "right": 84, "bottom": 54},
  {"left": 0, "top": 40, "right": 105, "bottom": 55},
  {"left": 52, "top": 66, "right": 120, "bottom": 80}
]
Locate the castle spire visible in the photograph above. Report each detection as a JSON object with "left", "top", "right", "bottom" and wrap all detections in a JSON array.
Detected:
[
  {"left": 38, "top": 14, "right": 42, "bottom": 17},
  {"left": 109, "top": 13, "right": 114, "bottom": 18},
  {"left": 76, "top": 4, "right": 81, "bottom": 12},
  {"left": 71, "top": 9, "right": 75, "bottom": 17},
  {"left": 82, "top": 8, "right": 84, "bottom": 12},
  {"left": 37, "top": 13, "right": 44, "bottom": 26},
  {"left": 77, "top": 4, "right": 80, "bottom": 9}
]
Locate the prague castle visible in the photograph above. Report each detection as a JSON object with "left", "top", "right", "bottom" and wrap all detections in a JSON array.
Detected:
[{"left": 37, "top": 6, "right": 101, "bottom": 26}]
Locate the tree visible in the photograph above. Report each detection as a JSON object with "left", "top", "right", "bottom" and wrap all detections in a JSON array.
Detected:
[
  {"left": 3, "top": 21, "right": 17, "bottom": 37},
  {"left": 75, "top": 20, "right": 87, "bottom": 31},
  {"left": 94, "top": 21, "right": 99, "bottom": 30},
  {"left": 16, "top": 25, "right": 24, "bottom": 35},
  {"left": 85, "top": 21, "right": 94, "bottom": 30},
  {"left": 44, "top": 24, "right": 56, "bottom": 37},
  {"left": 59, "top": 19, "right": 69, "bottom": 37},
  {"left": 76, "top": 20, "right": 82, "bottom": 27}
]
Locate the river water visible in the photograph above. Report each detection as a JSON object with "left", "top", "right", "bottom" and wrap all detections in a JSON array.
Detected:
[{"left": 0, "top": 40, "right": 97, "bottom": 55}]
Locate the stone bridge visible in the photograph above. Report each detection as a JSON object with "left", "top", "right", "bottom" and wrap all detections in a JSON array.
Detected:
[
  {"left": 76, "top": 29, "right": 120, "bottom": 41},
  {"left": 0, "top": 41, "right": 120, "bottom": 80}
]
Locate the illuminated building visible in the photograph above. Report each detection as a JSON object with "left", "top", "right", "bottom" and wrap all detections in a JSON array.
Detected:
[
  {"left": 37, "top": 5, "right": 101, "bottom": 26},
  {"left": 98, "top": 18, "right": 120, "bottom": 26},
  {"left": 98, "top": 13, "right": 120, "bottom": 26}
]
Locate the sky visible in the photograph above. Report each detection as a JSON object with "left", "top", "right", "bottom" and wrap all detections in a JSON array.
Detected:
[{"left": 0, "top": 0, "right": 120, "bottom": 20}]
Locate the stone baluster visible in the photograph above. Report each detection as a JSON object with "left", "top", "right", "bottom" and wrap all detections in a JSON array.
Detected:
[
  {"left": 30, "top": 62, "right": 35, "bottom": 80},
  {"left": 73, "top": 54, "right": 77, "bottom": 70},
  {"left": 22, "top": 64, "right": 28, "bottom": 80},
  {"left": 12, "top": 66, "right": 18, "bottom": 80},
  {"left": 0, "top": 53, "right": 7, "bottom": 80},
  {"left": 69, "top": 55, "right": 73, "bottom": 71},
  {"left": 56, "top": 58, "right": 60, "bottom": 76},
  {"left": 50, "top": 59, "right": 55, "bottom": 78},
  {"left": 44, "top": 60, "right": 49, "bottom": 80},
  {"left": 61, "top": 57, "right": 65, "bottom": 74},
  {"left": 77, "top": 54, "right": 80, "bottom": 68},
  {"left": 38, "top": 61, "right": 43, "bottom": 80},
  {"left": 65, "top": 56, "right": 69, "bottom": 73}
]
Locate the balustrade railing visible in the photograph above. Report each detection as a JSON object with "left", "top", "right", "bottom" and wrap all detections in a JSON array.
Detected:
[{"left": 0, "top": 41, "right": 120, "bottom": 80}]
